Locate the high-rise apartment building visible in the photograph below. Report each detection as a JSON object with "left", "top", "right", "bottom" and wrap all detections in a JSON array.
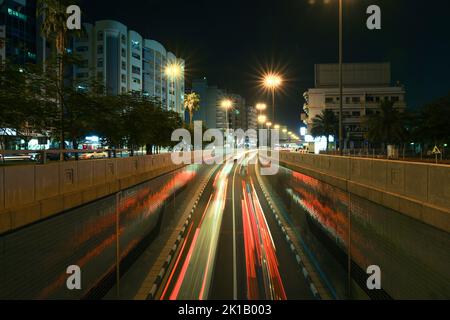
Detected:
[
  {"left": 303, "top": 63, "right": 407, "bottom": 148},
  {"left": 72, "top": 20, "right": 185, "bottom": 115},
  {"left": 0, "top": 0, "right": 37, "bottom": 65},
  {"left": 192, "top": 78, "right": 249, "bottom": 132}
]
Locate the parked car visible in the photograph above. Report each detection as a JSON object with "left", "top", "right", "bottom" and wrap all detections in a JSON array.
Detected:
[
  {"left": 79, "top": 151, "right": 108, "bottom": 160},
  {"left": 33, "top": 150, "right": 72, "bottom": 162},
  {"left": 0, "top": 153, "right": 33, "bottom": 162}
]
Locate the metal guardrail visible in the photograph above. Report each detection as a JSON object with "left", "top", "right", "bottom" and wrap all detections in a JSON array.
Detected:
[
  {"left": 317, "top": 149, "right": 450, "bottom": 164},
  {"left": 0, "top": 149, "right": 146, "bottom": 165}
]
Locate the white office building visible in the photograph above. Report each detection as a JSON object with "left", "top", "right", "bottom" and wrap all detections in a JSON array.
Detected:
[
  {"left": 303, "top": 63, "right": 407, "bottom": 148},
  {"left": 72, "top": 20, "right": 185, "bottom": 116}
]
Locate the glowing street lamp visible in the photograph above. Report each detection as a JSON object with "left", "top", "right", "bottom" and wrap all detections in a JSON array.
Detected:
[
  {"left": 263, "top": 73, "right": 283, "bottom": 123},
  {"left": 256, "top": 103, "right": 267, "bottom": 131},
  {"left": 221, "top": 99, "right": 233, "bottom": 131},
  {"left": 274, "top": 124, "right": 280, "bottom": 130},
  {"left": 165, "top": 62, "right": 183, "bottom": 79},
  {"left": 258, "top": 114, "right": 267, "bottom": 125},
  {"left": 256, "top": 103, "right": 267, "bottom": 112}
]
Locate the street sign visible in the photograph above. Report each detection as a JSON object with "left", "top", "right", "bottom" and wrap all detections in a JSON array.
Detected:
[{"left": 432, "top": 146, "right": 441, "bottom": 155}]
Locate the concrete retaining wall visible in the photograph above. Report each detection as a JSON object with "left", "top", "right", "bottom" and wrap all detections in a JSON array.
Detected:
[
  {"left": 278, "top": 152, "right": 450, "bottom": 233},
  {"left": 0, "top": 154, "right": 185, "bottom": 234}
]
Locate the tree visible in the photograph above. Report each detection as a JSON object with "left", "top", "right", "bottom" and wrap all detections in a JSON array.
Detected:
[
  {"left": 37, "top": 0, "right": 82, "bottom": 155},
  {"left": 184, "top": 92, "right": 200, "bottom": 127},
  {"left": 311, "top": 109, "right": 338, "bottom": 151},
  {"left": 418, "top": 93, "right": 450, "bottom": 146},
  {"left": 0, "top": 63, "right": 58, "bottom": 149},
  {"left": 365, "top": 100, "right": 406, "bottom": 148}
]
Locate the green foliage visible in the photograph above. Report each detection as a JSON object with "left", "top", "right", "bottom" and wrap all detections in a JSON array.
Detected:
[
  {"left": 184, "top": 92, "right": 201, "bottom": 127},
  {"left": 417, "top": 93, "right": 450, "bottom": 145},
  {"left": 365, "top": 100, "right": 406, "bottom": 145},
  {"left": 310, "top": 109, "right": 338, "bottom": 150},
  {"left": 0, "top": 63, "right": 184, "bottom": 151}
]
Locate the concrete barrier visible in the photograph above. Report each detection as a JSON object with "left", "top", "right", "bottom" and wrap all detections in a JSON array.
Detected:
[
  {"left": 0, "top": 154, "right": 186, "bottom": 234},
  {"left": 278, "top": 152, "right": 450, "bottom": 233}
]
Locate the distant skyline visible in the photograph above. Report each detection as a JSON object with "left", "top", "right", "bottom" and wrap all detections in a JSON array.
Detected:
[{"left": 79, "top": 0, "right": 450, "bottom": 131}]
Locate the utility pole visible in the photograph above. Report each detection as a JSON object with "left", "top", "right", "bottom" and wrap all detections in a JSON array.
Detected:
[{"left": 339, "top": 0, "right": 344, "bottom": 156}]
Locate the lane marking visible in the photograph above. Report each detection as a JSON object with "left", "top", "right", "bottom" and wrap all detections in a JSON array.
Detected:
[{"left": 231, "top": 159, "right": 240, "bottom": 300}]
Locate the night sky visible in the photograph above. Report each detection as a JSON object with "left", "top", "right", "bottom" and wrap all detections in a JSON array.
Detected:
[{"left": 79, "top": 0, "right": 450, "bottom": 131}]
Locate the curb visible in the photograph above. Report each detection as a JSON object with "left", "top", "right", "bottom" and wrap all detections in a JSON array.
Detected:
[
  {"left": 259, "top": 176, "right": 322, "bottom": 300},
  {"left": 145, "top": 173, "right": 211, "bottom": 300}
]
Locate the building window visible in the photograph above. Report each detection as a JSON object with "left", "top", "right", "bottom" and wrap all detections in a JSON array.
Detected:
[
  {"left": 132, "top": 77, "right": 141, "bottom": 84},
  {"left": 97, "top": 58, "right": 103, "bottom": 68},
  {"left": 76, "top": 46, "right": 89, "bottom": 52},
  {"left": 391, "top": 96, "right": 400, "bottom": 102},
  {"left": 7, "top": 8, "right": 27, "bottom": 21},
  {"left": 97, "top": 32, "right": 104, "bottom": 41},
  {"left": 97, "top": 46, "right": 103, "bottom": 54},
  {"left": 132, "top": 66, "right": 141, "bottom": 75},
  {"left": 121, "top": 74, "right": 126, "bottom": 83},
  {"left": 352, "top": 111, "right": 361, "bottom": 117},
  {"left": 352, "top": 97, "right": 361, "bottom": 103},
  {"left": 76, "top": 73, "right": 88, "bottom": 79},
  {"left": 121, "top": 48, "right": 126, "bottom": 58},
  {"left": 79, "top": 60, "right": 88, "bottom": 68},
  {"left": 97, "top": 72, "right": 104, "bottom": 80},
  {"left": 325, "top": 97, "right": 334, "bottom": 104},
  {"left": 131, "top": 40, "right": 141, "bottom": 51},
  {"left": 122, "top": 61, "right": 126, "bottom": 71},
  {"left": 366, "top": 95, "right": 375, "bottom": 103},
  {"left": 121, "top": 34, "right": 126, "bottom": 45},
  {"left": 122, "top": 87, "right": 127, "bottom": 93},
  {"left": 132, "top": 52, "right": 141, "bottom": 60}
]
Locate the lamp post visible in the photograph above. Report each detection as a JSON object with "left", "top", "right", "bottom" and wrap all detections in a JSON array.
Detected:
[
  {"left": 256, "top": 103, "right": 267, "bottom": 119},
  {"left": 257, "top": 115, "right": 267, "bottom": 148},
  {"left": 165, "top": 62, "right": 183, "bottom": 113},
  {"left": 266, "top": 122, "right": 273, "bottom": 148},
  {"left": 338, "top": 0, "right": 344, "bottom": 155},
  {"left": 263, "top": 74, "right": 283, "bottom": 123},
  {"left": 221, "top": 99, "right": 233, "bottom": 147},
  {"left": 309, "top": 0, "right": 344, "bottom": 154},
  {"left": 221, "top": 99, "right": 233, "bottom": 130}
]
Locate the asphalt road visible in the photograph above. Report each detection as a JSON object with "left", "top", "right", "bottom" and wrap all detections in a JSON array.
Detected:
[{"left": 159, "top": 151, "right": 314, "bottom": 300}]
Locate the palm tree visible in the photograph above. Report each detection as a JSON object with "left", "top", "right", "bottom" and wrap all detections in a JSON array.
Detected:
[
  {"left": 365, "top": 100, "right": 406, "bottom": 149},
  {"left": 37, "top": 0, "right": 80, "bottom": 156},
  {"left": 184, "top": 92, "right": 200, "bottom": 127},
  {"left": 311, "top": 109, "right": 338, "bottom": 151}
]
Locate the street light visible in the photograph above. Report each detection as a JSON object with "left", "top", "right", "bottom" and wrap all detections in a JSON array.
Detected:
[
  {"left": 311, "top": 0, "right": 344, "bottom": 154},
  {"left": 274, "top": 124, "right": 280, "bottom": 130},
  {"left": 165, "top": 62, "right": 184, "bottom": 113},
  {"left": 256, "top": 103, "right": 267, "bottom": 112},
  {"left": 256, "top": 103, "right": 267, "bottom": 130},
  {"left": 258, "top": 114, "right": 267, "bottom": 125},
  {"left": 262, "top": 73, "right": 283, "bottom": 123},
  {"left": 165, "top": 62, "right": 183, "bottom": 79},
  {"left": 338, "top": 0, "right": 344, "bottom": 155},
  {"left": 221, "top": 99, "right": 233, "bottom": 132}
]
